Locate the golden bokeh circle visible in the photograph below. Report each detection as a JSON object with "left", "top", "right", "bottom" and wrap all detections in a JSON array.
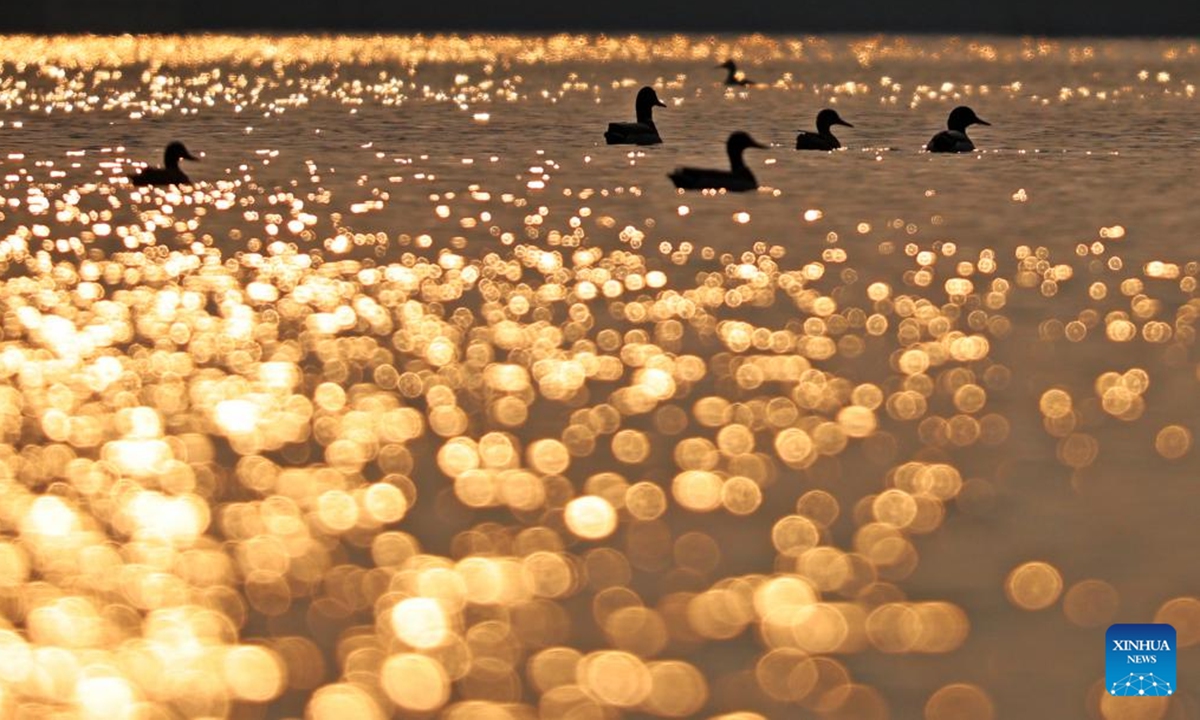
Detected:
[
  {"left": 564, "top": 496, "right": 618, "bottom": 540},
  {"left": 1154, "top": 425, "right": 1191, "bottom": 459},
  {"left": 1154, "top": 596, "right": 1200, "bottom": 647},
  {"left": 925, "top": 683, "right": 996, "bottom": 720},
  {"left": 380, "top": 654, "right": 450, "bottom": 712},
  {"left": 1063, "top": 579, "right": 1120, "bottom": 628},
  {"left": 1005, "top": 561, "right": 1064, "bottom": 611}
]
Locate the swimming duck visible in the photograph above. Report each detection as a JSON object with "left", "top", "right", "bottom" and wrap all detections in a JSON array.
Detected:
[
  {"left": 668, "top": 131, "right": 768, "bottom": 192},
  {"left": 718, "top": 60, "right": 755, "bottom": 87},
  {"left": 604, "top": 86, "right": 667, "bottom": 145},
  {"left": 926, "top": 106, "right": 990, "bottom": 153},
  {"left": 796, "top": 109, "right": 854, "bottom": 151},
  {"left": 127, "top": 141, "right": 198, "bottom": 186}
]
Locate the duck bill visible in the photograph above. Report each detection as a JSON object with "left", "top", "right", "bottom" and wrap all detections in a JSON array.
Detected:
[
  {"left": 750, "top": 140, "right": 769, "bottom": 149},
  {"left": 975, "top": 118, "right": 991, "bottom": 126},
  {"left": 837, "top": 120, "right": 854, "bottom": 128},
  {"left": 655, "top": 99, "right": 667, "bottom": 108},
  {"left": 183, "top": 152, "right": 200, "bottom": 161}
]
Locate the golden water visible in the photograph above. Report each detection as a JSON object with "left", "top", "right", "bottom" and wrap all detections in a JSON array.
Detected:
[{"left": 0, "top": 33, "right": 1199, "bottom": 720}]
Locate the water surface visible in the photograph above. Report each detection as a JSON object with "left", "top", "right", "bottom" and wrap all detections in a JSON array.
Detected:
[{"left": 0, "top": 33, "right": 1199, "bottom": 720}]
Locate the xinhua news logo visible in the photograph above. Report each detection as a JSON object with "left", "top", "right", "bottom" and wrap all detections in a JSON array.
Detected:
[{"left": 1106, "top": 624, "right": 1176, "bottom": 697}]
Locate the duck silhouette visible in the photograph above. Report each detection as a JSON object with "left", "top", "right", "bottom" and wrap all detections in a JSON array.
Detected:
[
  {"left": 796, "top": 109, "right": 854, "bottom": 151},
  {"left": 604, "top": 86, "right": 667, "bottom": 145},
  {"left": 127, "top": 141, "right": 198, "bottom": 186},
  {"left": 668, "top": 131, "right": 768, "bottom": 192},
  {"left": 717, "top": 60, "right": 755, "bottom": 87},
  {"left": 926, "top": 106, "right": 990, "bottom": 153}
]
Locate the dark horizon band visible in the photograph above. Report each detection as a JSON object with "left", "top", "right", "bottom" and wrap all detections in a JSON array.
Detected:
[{"left": 4, "top": 0, "right": 1200, "bottom": 37}]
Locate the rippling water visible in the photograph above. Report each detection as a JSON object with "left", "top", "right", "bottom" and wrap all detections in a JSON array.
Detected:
[{"left": 1, "top": 33, "right": 1200, "bottom": 720}]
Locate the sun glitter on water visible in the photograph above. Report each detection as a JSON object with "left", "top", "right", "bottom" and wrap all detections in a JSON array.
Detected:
[{"left": 0, "top": 30, "right": 1199, "bottom": 720}]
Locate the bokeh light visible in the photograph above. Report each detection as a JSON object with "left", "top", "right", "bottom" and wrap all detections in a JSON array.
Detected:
[{"left": 0, "top": 32, "right": 1192, "bottom": 720}]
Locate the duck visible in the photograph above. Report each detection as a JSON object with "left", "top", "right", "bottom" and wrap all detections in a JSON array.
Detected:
[
  {"left": 796, "top": 109, "right": 854, "bottom": 151},
  {"left": 717, "top": 60, "right": 755, "bottom": 87},
  {"left": 127, "top": 141, "right": 198, "bottom": 186},
  {"left": 926, "top": 106, "right": 990, "bottom": 153},
  {"left": 668, "top": 131, "right": 768, "bottom": 192},
  {"left": 604, "top": 86, "right": 667, "bottom": 145}
]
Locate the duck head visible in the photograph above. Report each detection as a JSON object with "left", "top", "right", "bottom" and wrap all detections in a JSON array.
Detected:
[
  {"left": 164, "top": 141, "right": 199, "bottom": 168},
  {"left": 815, "top": 108, "right": 853, "bottom": 134},
  {"left": 727, "top": 131, "right": 768, "bottom": 169},
  {"left": 635, "top": 86, "right": 667, "bottom": 123},
  {"left": 728, "top": 131, "right": 768, "bottom": 152},
  {"left": 947, "top": 106, "right": 989, "bottom": 132}
]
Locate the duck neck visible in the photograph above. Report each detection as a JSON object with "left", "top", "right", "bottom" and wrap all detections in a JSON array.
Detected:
[
  {"left": 725, "top": 67, "right": 738, "bottom": 84},
  {"left": 728, "top": 146, "right": 749, "bottom": 173},
  {"left": 817, "top": 123, "right": 837, "bottom": 140},
  {"left": 635, "top": 105, "right": 656, "bottom": 125}
]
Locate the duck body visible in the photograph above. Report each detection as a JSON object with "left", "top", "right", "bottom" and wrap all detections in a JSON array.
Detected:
[
  {"left": 795, "top": 132, "right": 840, "bottom": 151},
  {"left": 926, "top": 106, "right": 990, "bottom": 153},
  {"left": 127, "top": 141, "right": 198, "bottom": 186},
  {"left": 796, "top": 109, "right": 853, "bottom": 151},
  {"left": 926, "top": 130, "right": 975, "bottom": 153},
  {"left": 605, "top": 86, "right": 666, "bottom": 145},
  {"left": 604, "top": 121, "right": 661, "bottom": 145},
  {"left": 668, "top": 131, "right": 767, "bottom": 192},
  {"left": 668, "top": 167, "right": 759, "bottom": 192},
  {"left": 128, "top": 166, "right": 192, "bottom": 186}
]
